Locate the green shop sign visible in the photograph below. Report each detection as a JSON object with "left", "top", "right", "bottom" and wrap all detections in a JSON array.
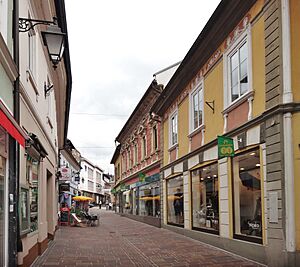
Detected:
[
  {"left": 120, "top": 184, "right": 130, "bottom": 191},
  {"left": 218, "top": 136, "right": 234, "bottom": 158},
  {"left": 139, "top": 172, "right": 146, "bottom": 182},
  {"left": 111, "top": 188, "right": 116, "bottom": 194}
]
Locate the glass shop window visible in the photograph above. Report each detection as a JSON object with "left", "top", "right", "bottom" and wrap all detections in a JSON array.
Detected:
[
  {"left": 138, "top": 182, "right": 160, "bottom": 217},
  {"left": 191, "top": 163, "right": 219, "bottom": 233},
  {"left": 122, "top": 190, "right": 132, "bottom": 214},
  {"left": 167, "top": 176, "right": 184, "bottom": 226},
  {"left": 232, "top": 149, "right": 262, "bottom": 243},
  {"left": 26, "top": 155, "right": 39, "bottom": 233}
]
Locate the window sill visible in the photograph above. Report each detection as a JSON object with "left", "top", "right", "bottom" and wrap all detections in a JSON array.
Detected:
[
  {"left": 222, "top": 90, "right": 254, "bottom": 114},
  {"left": 26, "top": 69, "right": 39, "bottom": 96},
  {"left": 20, "top": 229, "right": 31, "bottom": 238},
  {"left": 47, "top": 116, "right": 53, "bottom": 130},
  {"left": 27, "top": 230, "right": 39, "bottom": 238},
  {"left": 188, "top": 124, "right": 205, "bottom": 138},
  {"left": 150, "top": 149, "right": 160, "bottom": 156},
  {"left": 168, "top": 143, "right": 178, "bottom": 152}
]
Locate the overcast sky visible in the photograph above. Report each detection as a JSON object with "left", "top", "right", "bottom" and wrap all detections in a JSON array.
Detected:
[{"left": 65, "top": 0, "right": 221, "bottom": 174}]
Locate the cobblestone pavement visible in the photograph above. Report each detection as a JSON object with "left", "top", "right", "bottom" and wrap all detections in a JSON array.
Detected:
[{"left": 32, "top": 209, "right": 264, "bottom": 267}]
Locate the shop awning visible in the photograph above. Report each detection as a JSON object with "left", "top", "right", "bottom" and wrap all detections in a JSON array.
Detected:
[
  {"left": 164, "top": 172, "right": 182, "bottom": 180},
  {"left": 0, "top": 100, "right": 28, "bottom": 147},
  {"left": 73, "top": 196, "right": 93, "bottom": 202}
]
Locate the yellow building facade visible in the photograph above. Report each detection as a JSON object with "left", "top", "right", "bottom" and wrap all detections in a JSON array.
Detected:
[{"left": 151, "top": 0, "right": 300, "bottom": 266}]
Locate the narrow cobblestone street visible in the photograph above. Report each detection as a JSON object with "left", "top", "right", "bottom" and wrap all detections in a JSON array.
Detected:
[{"left": 32, "top": 209, "right": 264, "bottom": 267}]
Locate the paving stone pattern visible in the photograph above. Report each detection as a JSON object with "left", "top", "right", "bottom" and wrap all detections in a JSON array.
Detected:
[{"left": 32, "top": 209, "right": 264, "bottom": 267}]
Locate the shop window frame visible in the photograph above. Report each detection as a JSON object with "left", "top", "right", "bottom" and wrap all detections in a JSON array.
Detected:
[
  {"left": 190, "top": 161, "right": 219, "bottom": 235},
  {"left": 19, "top": 186, "right": 30, "bottom": 236},
  {"left": 138, "top": 181, "right": 160, "bottom": 218},
  {"left": 231, "top": 147, "right": 263, "bottom": 244},
  {"left": 25, "top": 155, "right": 40, "bottom": 234},
  {"left": 166, "top": 175, "right": 184, "bottom": 228}
]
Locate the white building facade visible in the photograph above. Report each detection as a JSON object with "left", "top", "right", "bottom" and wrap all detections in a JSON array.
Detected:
[
  {"left": 17, "top": 1, "right": 72, "bottom": 266},
  {"left": 79, "top": 158, "right": 104, "bottom": 204}
]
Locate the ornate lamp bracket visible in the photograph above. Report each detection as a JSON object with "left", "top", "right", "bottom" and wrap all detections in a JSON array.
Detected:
[{"left": 19, "top": 17, "right": 57, "bottom": 32}]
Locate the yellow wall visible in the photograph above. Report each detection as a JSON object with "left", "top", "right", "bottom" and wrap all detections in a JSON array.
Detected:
[
  {"left": 178, "top": 97, "right": 189, "bottom": 158},
  {"left": 163, "top": 119, "right": 169, "bottom": 166},
  {"left": 203, "top": 62, "right": 224, "bottom": 144},
  {"left": 290, "top": 0, "right": 300, "bottom": 101},
  {"left": 252, "top": 15, "right": 266, "bottom": 117},
  {"left": 292, "top": 112, "right": 300, "bottom": 250},
  {"left": 248, "top": 0, "right": 264, "bottom": 19}
]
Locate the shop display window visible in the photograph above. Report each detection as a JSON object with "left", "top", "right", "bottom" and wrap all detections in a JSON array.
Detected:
[
  {"left": 20, "top": 187, "right": 30, "bottom": 234},
  {"left": 138, "top": 182, "right": 160, "bottom": 217},
  {"left": 167, "top": 176, "right": 184, "bottom": 226},
  {"left": 26, "top": 155, "right": 39, "bottom": 232},
  {"left": 191, "top": 163, "right": 219, "bottom": 233},
  {"left": 122, "top": 190, "right": 132, "bottom": 214},
  {"left": 132, "top": 188, "right": 138, "bottom": 215},
  {"left": 232, "top": 149, "right": 262, "bottom": 243}
]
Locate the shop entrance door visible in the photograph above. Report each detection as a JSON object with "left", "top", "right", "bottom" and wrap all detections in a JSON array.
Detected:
[
  {"left": 47, "top": 170, "right": 54, "bottom": 237},
  {"left": 0, "top": 126, "right": 7, "bottom": 266}
]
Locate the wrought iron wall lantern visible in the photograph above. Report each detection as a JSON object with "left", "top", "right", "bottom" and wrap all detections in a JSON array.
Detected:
[
  {"left": 19, "top": 17, "right": 66, "bottom": 69},
  {"left": 44, "top": 82, "right": 54, "bottom": 98}
]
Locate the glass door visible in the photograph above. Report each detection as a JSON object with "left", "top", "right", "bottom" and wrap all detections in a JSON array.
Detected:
[
  {"left": 0, "top": 156, "right": 5, "bottom": 266},
  {"left": 0, "top": 126, "right": 7, "bottom": 266}
]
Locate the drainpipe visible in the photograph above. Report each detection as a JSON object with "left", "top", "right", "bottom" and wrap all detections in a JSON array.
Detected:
[
  {"left": 13, "top": 0, "right": 22, "bottom": 260},
  {"left": 281, "top": 0, "right": 295, "bottom": 253}
]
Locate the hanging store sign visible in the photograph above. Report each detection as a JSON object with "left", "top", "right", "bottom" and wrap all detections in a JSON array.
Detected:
[
  {"left": 59, "top": 167, "right": 72, "bottom": 181},
  {"left": 218, "top": 136, "right": 234, "bottom": 158}
]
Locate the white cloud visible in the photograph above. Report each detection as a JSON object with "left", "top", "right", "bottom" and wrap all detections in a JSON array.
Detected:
[{"left": 65, "top": 0, "right": 221, "bottom": 173}]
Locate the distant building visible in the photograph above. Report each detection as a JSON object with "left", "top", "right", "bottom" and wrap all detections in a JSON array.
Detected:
[
  {"left": 111, "top": 62, "right": 179, "bottom": 227},
  {"left": 78, "top": 158, "right": 104, "bottom": 204},
  {"left": 58, "top": 139, "right": 81, "bottom": 208}
]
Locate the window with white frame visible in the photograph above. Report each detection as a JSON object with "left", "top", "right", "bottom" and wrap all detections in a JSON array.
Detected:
[
  {"left": 170, "top": 112, "right": 178, "bottom": 147},
  {"left": 152, "top": 125, "right": 158, "bottom": 151},
  {"left": 122, "top": 155, "right": 126, "bottom": 173},
  {"left": 224, "top": 30, "right": 252, "bottom": 107},
  {"left": 128, "top": 149, "right": 131, "bottom": 168},
  {"left": 142, "top": 136, "right": 147, "bottom": 159},
  {"left": 87, "top": 167, "right": 93, "bottom": 179},
  {"left": 28, "top": 28, "right": 36, "bottom": 75},
  {"left": 230, "top": 41, "right": 248, "bottom": 102},
  {"left": 0, "top": 0, "right": 8, "bottom": 42},
  {"left": 134, "top": 144, "right": 138, "bottom": 165},
  {"left": 190, "top": 84, "right": 203, "bottom": 131}
]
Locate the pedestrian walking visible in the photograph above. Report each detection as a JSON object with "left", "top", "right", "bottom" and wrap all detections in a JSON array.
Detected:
[{"left": 99, "top": 200, "right": 102, "bottom": 209}]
